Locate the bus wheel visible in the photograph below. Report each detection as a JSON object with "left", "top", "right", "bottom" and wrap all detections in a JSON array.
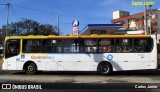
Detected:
[
  {"left": 25, "top": 63, "right": 37, "bottom": 75},
  {"left": 97, "top": 63, "right": 112, "bottom": 75}
]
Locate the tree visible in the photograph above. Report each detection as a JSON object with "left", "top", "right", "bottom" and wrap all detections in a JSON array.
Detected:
[{"left": 2, "top": 19, "right": 59, "bottom": 36}]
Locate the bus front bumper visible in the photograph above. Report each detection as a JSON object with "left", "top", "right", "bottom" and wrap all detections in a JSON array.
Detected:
[{"left": 2, "top": 61, "right": 8, "bottom": 70}]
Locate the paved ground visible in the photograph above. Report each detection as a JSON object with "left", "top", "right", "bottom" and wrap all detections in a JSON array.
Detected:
[
  {"left": 1, "top": 69, "right": 160, "bottom": 83},
  {"left": 1, "top": 58, "right": 160, "bottom": 92},
  {"left": 1, "top": 70, "right": 160, "bottom": 92},
  {"left": 1, "top": 70, "right": 160, "bottom": 83}
]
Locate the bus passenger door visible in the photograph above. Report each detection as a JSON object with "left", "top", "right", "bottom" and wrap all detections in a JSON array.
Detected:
[{"left": 5, "top": 39, "right": 20, "bottom": 70}]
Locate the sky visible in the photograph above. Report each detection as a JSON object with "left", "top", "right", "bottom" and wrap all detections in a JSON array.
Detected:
[{"left": 0, "top": 0, "right": 159, "bottom": 35}]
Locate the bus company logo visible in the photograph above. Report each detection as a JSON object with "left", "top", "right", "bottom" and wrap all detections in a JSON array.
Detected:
[
  {"left": 31, "top": 55, "right": 54, "bottom": 59},
  {"left": 107, "top": 54, "right": 113, "bottom": 61},
  {"left": 2, "top": 84, "right": 11, "bottom": 89}
]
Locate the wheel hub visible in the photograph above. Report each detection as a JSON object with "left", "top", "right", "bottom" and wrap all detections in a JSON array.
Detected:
[
  {"left": 28, "top": 66, "right": 33, "bottom": 72},
  {"left": 102, "top": 66, "right": 109, "bottom": 73}
]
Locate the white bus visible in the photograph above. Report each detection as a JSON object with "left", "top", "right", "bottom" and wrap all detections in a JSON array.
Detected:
[{"left": 2, "top": 35, "right": 157, "bottom": 75}]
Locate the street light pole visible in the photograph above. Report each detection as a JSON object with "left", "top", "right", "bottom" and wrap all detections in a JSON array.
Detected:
[
  {"left": 51, "top": 14, "right": 60, "bottom": 35},
  {"left": 57, "top": 14, "right": 59, "bottom": 35}
]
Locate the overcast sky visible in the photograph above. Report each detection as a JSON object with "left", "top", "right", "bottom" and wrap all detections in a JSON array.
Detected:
[{"left": 0, "top": 0, "right": 159, "bottom": 35}]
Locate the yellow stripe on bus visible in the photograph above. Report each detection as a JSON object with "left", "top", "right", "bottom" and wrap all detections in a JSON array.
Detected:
[{"left": 5, "top": 35, "right": 151, "bottom": 40}]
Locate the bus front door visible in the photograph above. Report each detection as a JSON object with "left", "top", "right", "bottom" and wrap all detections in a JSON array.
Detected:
[{"left": 5, "top": 39, "right": 20, "bottom": 70}]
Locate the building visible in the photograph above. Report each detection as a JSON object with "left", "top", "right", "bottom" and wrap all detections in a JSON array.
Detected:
[
  {"left": 79, "top": 24, "right": 122, "bottom": 35},
  {"left": 113, "top": 10, "right": 130, "bottom": 19},
  {"left": 111, "top": 9, "right": 160, "bottom": 34}
]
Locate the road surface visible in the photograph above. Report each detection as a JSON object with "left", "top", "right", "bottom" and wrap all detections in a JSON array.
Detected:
[
  {"left": 0, "top": 70, "right": 160, "bottom": 92},
  {"left": 1, "top": 59, "right": 160, "bottom": 92}
]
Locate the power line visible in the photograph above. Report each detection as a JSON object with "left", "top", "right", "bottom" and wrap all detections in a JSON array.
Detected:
[
  {"left": 12, "top": 4, "right": 58, "bottom": 14},
  {"left": 1, "top": 3, "right": 112, "bottom": 34},
  {"left": 0, "top": 4, "right": 6, "bottom": 5},
  {"left": 9, "top": 4, "right": 26, "bottom": 21},
  {"left": 60, "top": 14, "right": 110, "bottom": 20},
  {"left": 11, "top": 4, "right": 111, "bottom": 21}
]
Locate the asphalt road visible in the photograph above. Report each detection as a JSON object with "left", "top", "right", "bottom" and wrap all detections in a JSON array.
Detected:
[
  {"left": 1, "top": 70, "right": 160, "bottom": 92},
  {"left": 1, "top": 59, "right": 160, "bottom": 92},
  {"left": 1, "top": 70, "right": 160, "bottom": 83}
]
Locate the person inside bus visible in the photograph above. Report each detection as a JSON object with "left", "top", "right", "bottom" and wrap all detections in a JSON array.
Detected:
[
  {"left": 116, "top": 46, "right": 122, "bottom": 52},
  {"left": 89, "top": 47, "right": 95, "bottom": 52},
  {"left": 122, "top": 46, "right": 132, "bottom": 52},
  {"left": 134, "top": 39, "right": 146, "bottom": 52},
  {"left": 8, "top": 44, "right": 18, "bottom": 53},
  {"left": 102, "top": 46, "right": 112, "bottom": 52}
]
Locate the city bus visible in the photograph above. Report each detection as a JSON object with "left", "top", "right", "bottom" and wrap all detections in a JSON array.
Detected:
[{"left": 2, "top": 35, "right": 157, "bottom": 75}]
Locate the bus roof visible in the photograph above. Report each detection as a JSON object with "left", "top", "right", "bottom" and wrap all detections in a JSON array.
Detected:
[{"left": 5, "top": 35, "right": 152, "bottom": 40}]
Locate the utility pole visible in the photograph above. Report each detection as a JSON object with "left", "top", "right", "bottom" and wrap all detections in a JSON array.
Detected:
[
  {"left": 6, "top": 0, "right": 10, "bottom": 36},
  {"left": 144, "top": 0, "right": 148, "bottom": 35},
  {"left": 149, "top": 4, "right": 152, "bottom": 34}
]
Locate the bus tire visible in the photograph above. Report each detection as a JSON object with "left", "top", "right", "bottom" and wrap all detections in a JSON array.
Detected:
[
  {"left": 25, "top": 63, "right": 37, "bottom": 75},
  {"left": 97, "top": 62, "right": 112, "bottom": 75}
]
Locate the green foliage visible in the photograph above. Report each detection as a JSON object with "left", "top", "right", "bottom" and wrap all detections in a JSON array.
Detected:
[{"left": 2, "top": 19, "right": 59, "bottom": 36}]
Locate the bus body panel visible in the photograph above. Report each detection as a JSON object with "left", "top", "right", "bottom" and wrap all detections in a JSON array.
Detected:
[
  {"left": 117, "top": 53, "right": 151, "bottom": 70},
  {"left": 2, "top": 35, "right": 158, "bottom": 73},
  {"left": 61, "top": 53, "right": 118, "bottom": 71},
  {"left": 3, "top": 53, "right": 118, "bottom": 71},
  {"left": 4, "top": 56, "right": 17, "bottom": 70}
]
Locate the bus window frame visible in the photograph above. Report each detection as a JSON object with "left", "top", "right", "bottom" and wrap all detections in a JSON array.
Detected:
[
  {"left": 98, "top": 38, "right": 114, "bottom": 53},
  {"left": 21, "top": 37, "right": 154, "bottom": 54},
  {"left": 22, "top": 39, "right": 43, "bottom": 53},
  {"left": 43, "top": 39, "right": 63, "bottom": 53},
  {"left": 133, "top": 38, "right": 153, "bottom": 53},
  {"left": 5, "top": 39, "right": 20, "bottom": 59}
]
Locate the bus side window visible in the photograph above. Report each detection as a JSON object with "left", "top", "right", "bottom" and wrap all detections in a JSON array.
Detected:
[
  {"left": 42, "top": 39, "right": 62, "bottom": 53},
  {"left": 8, "top": 44, "right": 16, "bottom": 53},
  {"left": 84, "top": 39, "right": 97, "bottom": 53},
  {"left": 5, "top": 39, "right": 20, "bottom": 58},
  {"left": 23, "top": 39, "right": 42, "bottom": 53},
  {"left": 63, "top": 39, "right": 79, "bottom": 53},
  {"left": 98, "top": 39, "right": 113, "bottom": 53},
  {"left": 7, "top": 42, "right": 20, "bottom": 53},
  {"left": 122, "top": 39, "right": 132, "bottom": 53},
  {"left": 134, "top": 39, "right": 153, "bottom": 52},
  {"left": 116, "top": 39, "right": 132, "bottom": 53},
  {"left": 115, "top": 39, "right": 122, "bottom": 53}
]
